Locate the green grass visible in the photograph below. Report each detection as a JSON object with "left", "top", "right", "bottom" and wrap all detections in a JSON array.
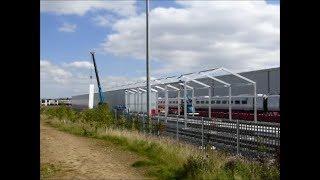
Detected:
[
  {"left": 41, "top": 105, "right": 280, "bottom": 179},
  {"left": 40, "top": 163, "right": 61, "bottom": 179},
  {"left": 132, "top": 160, "right": 155, "bottom": 167},
  {"left": 41, "top": 106, "right": 279, "bottom": 180}
]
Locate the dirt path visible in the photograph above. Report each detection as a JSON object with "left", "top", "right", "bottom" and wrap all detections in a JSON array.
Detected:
[{"left": 40, "top": 122, "right": 149, "bottom": 179}]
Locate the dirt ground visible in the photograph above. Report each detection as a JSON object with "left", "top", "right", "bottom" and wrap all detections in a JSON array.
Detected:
[{"left": 40, "top": 122, "right": 149, "bottom": 179}]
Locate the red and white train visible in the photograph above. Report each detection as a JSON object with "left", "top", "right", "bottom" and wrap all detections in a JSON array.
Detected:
[{"left": 157, "top": 94, "right": 280, "bottom": 123}]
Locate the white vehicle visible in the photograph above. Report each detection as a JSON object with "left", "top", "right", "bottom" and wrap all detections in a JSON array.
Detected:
[
  {"left": 267, "top": 95, "right": 280, "bottom": 112},
  {"left": 157, "top": 94, "right": 279, "bottom": 112}
]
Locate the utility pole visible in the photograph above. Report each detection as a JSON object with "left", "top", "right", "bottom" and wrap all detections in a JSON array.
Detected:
[{"left": 146, "top": 0, "right": 151, "bottom": 116}]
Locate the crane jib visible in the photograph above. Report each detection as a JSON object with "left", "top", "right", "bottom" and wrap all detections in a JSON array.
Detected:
[{"left": 90, "top": 52, "right": 105, "bottom": 104}]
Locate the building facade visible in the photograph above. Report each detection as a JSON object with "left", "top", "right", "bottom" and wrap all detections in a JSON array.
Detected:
[{"left": 72, "top": 67, "right": 280, "bottom": 110}]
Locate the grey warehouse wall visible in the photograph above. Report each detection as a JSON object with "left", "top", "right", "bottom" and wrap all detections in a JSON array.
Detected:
[
  {"left": 72, "top": 89, "right": 125, "bottom": 109},
  {"left": 72, "top": 67, "right": 280, "bottom": 109},
  {"left": 186, "top": 67, "right": 280, "bottom": 97}
]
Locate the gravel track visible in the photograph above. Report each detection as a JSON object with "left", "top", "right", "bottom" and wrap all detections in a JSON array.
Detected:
[{"left": 40, "top": 122, "right": 149, "bottom": 179}]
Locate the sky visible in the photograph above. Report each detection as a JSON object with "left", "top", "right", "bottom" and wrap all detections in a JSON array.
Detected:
[{"left": 40, "top": 0, "right": 280, "bottom": 98}]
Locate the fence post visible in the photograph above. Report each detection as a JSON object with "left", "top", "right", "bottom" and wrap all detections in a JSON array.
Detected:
[
  {"left": 137, "top": 113, "right": 140, "bottom": 132},
  {"left": 157, "top": 115, "right": 160, "bottom": 136},
  {"left": 176, "top": 115, "right": 179, "bottom": 140},
  {"left": 114, "top": 109, "right": 117, "bottom": 122},
  {"left": 142, "top": 113, "right": 145, "bottom": 133},
  {"left": 202, "top": 117, "right": 204, "bottom": 152},
  {"left": 236, "top": 119, "right": 239, "bottom": 155},
  {"left": 127, "top": 112, "right": 129, "bottom": 122},
  {"left": 149, "top": 115, "right": 152, "bottom": 135}
]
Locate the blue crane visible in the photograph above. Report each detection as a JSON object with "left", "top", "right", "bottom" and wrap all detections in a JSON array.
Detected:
[{"left": 90, "top": 51, "right": 105, "bottom": 105}]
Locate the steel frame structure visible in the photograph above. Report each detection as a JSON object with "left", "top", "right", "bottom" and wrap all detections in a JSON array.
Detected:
[{"left": 111, "top": 67, "right": 257, "bottom": 122}]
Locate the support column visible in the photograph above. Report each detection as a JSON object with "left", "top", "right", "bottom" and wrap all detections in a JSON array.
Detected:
[
  {"left": 137, "top": 89, "right": 139, "bottom": 113},
  {"left": 137, "top": 90, "right": 139, "bottom": 113},
  {"left": 208, "top": 87, "right": 211, "bottom": 118},
  {"left": 165, "top": 85, "right": 168, "bottom": 119},
  {"left": 228, "top": 86, "right": 232, "bottom": 121},
  {"left": 129, "top": 93, "right": 132, "bottom": 113},
  {"left": 141, "top": 91, "right": 143, "bottom": 113},
  {"left": 124, "top": 91, "right": 128, "bottom": 112},
  {"left": 129, "top": 92, "right": 132, "bottom": 113},
  {"left": 134, "top": 92, "right": 136, "bottom": 112},
  {"left": 135, "top": 92, "right": 138, "bottom": 112},
  {"left": 184, "top": 81, "right": 187, "bottom": 128},
  {"left": 88, "top": 84, "right": 94, "bottom": 109},
  {"left": 146, "top": 0, "right": 151, "bottom": 116},
  {"left": 156, "top": 92, "right": 158, "bottom": 114},
  {"left": 253, "top": 83, "right": 257, "bottom": 122},
  {"left": 192, "top": 89, "right": 195, "bottom": 116},
  {"left": 127, "top": 92, "right": 130, "bottom": 112},
  {"left": 177, "top": 90, "right": 181, "bottom": 115},
  {"left": 128, "top": 92, "right": 129, "bottom": 109}
]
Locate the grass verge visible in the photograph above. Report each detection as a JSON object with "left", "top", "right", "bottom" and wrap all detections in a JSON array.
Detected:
[
  {"left": 40, "top": 163, "right": 61, "bottom": 180},
  {"left": 41, "top": 114, "right": 279, "bottom": 180}
]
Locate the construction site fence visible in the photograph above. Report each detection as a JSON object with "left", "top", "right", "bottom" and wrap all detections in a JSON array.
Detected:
[{"left": 113, "top": 110, "right": 280, "bottom": 158}]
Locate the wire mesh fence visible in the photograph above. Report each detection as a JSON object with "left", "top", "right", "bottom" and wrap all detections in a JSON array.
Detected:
[{"left": 116, "top": 111, "right": 280, "bottom": 158}]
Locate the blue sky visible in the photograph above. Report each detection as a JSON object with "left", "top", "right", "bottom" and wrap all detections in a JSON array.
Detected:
[
  {"left": 41, "top": 0, "right": 279, "bottom": 98},
  {"left": 41, "top": 1, "right": 182, "bottom": 78}
]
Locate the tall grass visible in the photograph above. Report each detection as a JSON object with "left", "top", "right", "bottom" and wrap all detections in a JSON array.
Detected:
[
  {"left": 41, "top": 106, "right": 165, "bottom": 135},
  {"left": 41, "top": 106, "right": 279, "bottom": 179}
]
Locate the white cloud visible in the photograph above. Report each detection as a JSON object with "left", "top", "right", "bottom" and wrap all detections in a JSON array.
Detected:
[
  {"left": 58, "top": 22, "right": 77, "bottom": 32},
  {"left": 41, "top": 59, "right": 89, "bottom": 98},
  {"left": 101, "top": 1, "right": 279, "bottom": 75},
  {"left": 101, "top": 76, "right": 132, "bottom": 89},
  {"left": 41, "top": 60, "right": 72, "bottom": 84},
  {"left": 40, "top": 0, "right": 137, "bottom": 17},
  {"left": 63, "top": 61, "right": 93, "bottom": 69},
  {"left": 92, "top": 15, "right": 113, "bottom": 27},
  {"left": 41, "top": 60, "right": 144, "bottom": 98}
]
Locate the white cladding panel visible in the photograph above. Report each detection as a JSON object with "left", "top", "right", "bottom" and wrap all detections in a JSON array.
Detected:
[
  {"left": 142, "top": 92, "right": 146, "bottom": 112},
  {"left": 88, "top": 84, "right": 94, "bottom": 109},
  {"left": 268, "top": 95, "right": 280, "bottom": 111},
  {"left": 125, "top": 91, "right": 157, "bottom": 113}
]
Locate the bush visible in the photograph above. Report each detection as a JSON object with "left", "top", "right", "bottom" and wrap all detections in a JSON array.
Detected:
[
  {"left": 181, "top": 155, "right": 211, "bottom": 178},
  {"left": 115, "top": 115, "right": 127, "bottom": 129},
  {"left": 127, "top": 115, "right": 143, "bottom": 131},
  {"left": 41, "top": 105, "right": 114, "bottom": 129},
  {"left": 80, "top": 104, "right": 114, "bottom": 131},
  {"left": 41, "top": 106, "right": 79, "bottom": 123}
]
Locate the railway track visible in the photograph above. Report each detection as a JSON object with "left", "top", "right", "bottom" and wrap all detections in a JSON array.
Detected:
[{"left": 128, "top": 113, "right": 280, "bottom": 157}]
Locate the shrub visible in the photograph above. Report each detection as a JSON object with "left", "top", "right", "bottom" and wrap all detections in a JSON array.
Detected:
[
  {"left": 115, "top": 115, "right": 126, "bottom": 129},
  {"left": 41, "top": 106, "right": 79, "bottom": 123},
  {"left": 41, "top": 105, "right": 114, "bottom": 129},
  {"left": 181, "top": 155, "right": 210, "bottom": 178},
  {"left": 80, "top": 104, "right": 114, "bottom": 131},
  {"left": 129, "top": 115, "right": 143, "bottom": 131}
]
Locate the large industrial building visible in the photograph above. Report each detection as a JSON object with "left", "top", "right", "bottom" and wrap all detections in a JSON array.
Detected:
[{"left": 72, "top": 67, "right": 280, "bottom": 111}]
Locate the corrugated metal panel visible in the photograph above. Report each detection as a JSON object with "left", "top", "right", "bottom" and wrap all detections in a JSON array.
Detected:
[
  {"left": 72, "top": 67, "right": 280, "bottom": 109},
  {"left": 71, "top": 94, "right": 89, "bottom": 109},
  {"left": 268, "top": 68, "right": 280, "bottom": 95}
]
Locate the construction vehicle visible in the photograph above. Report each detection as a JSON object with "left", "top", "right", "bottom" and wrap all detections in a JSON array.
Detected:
[{"left": 90, "top": 51, "right": 105, "bottom": 105}]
